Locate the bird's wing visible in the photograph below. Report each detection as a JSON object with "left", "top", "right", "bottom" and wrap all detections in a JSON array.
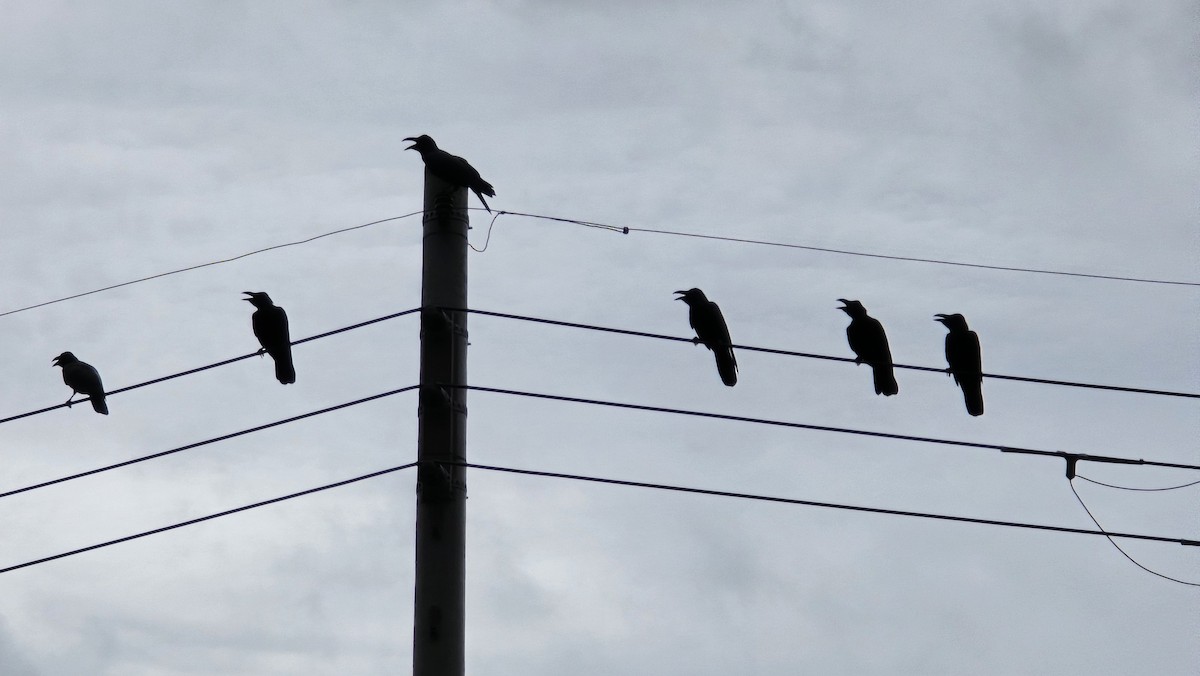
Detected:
[
  {"left": 67, "top": 362, "right": 104, "bottom": 396},
  {"left": 848, "top": 318, "right": 891, "bottom": 365},
  {"left": 692, "top": 301, "right": 733, "bottom": 349},
  {"left": 945, "top": 331, "right": 982, "bottom": 383},
  {"left": 253, "top": 307, "right": 291, "bottom": 354}
]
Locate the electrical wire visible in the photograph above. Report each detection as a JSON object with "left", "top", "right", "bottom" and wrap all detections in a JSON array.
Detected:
[
  {"left": 1067, "top": 479, "right": 1200, "bottom": 586},
  {"left": 1075, "top": 475, "right": 1200, "bottom": 492},
  {"left": 0, "top": 386, "right": 418, "bottom": 500},
  {"left": 453, "top": 308, "right": 1200, "bottom": 399},
  {"left": 0, "top": 463, "right": 419, "bottom": 575},
  {"left": 455, "top": 462, "right": 1199, "bottom": 548},
  {"left": 485, "top": 209, "right": 1200, "bottom": 287},
  {"left": 0, "top": 308, "right": 419, "bottom": 426},
  {"left": 454, "top": 384, "right": 1200, "bottom": 472},
  {"left": 0, "top": 212, "right": 424, "bottom": 320}
]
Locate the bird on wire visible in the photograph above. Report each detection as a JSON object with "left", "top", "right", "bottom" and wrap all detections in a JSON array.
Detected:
[
  {"left": 935, "top": 313, "right": 983, "bottom": 416},
  {"left": 52, "top": 351, "right": 108, "bottom": 414},
  {"left": 244, "top": 292, "right": 295, "bottom": 384},
  {"left": 838, "top": 299, "right": 899, "bottom": 396},
  {"left": 675, "top": 288, "right": 738, "bottom": 386},
  {"left": 404, "top": 134, "right": 496, "bottom": 212}
]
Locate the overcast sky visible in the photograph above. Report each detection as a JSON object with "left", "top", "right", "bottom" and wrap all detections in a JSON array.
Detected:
[{"left": 0, "top": 1, "right": 1196, "bottom": 674}]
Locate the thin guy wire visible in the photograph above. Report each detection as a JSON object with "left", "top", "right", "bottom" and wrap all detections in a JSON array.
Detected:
[
  {"left": 0, "top": 308, "right": 419, "bottom": 426},
  {"left": 455, "top": 462, "right": 1199, "bottom": 547},
  {"left": 0, "top": 463, "right": 419, "bottom": 575},
  {"left": 486, "top": 209, "right": 1200, "bottom": 287},
  {"left": 454, "top": 308, "right": 1200, "bottom": 399},
  {"left": 468, "top": 212, "right": 504, "bottom": 253},
  {"left": 456, "top": 385, "right": 1200, "bottom": 472},
  {"left": 0, "top": 212, "right": 424, "bottom": 319},
  {"left": 1067, "top": 479, "right": 1200, "bottom": 586},
  {"left": 0, "top": 386, "right": 418, "bottom": 500},
  {"left": 1075, "top": 475, "right": 1200, "bottom": 492}
]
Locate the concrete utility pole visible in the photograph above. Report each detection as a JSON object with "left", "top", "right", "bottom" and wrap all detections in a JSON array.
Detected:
[{"left": 413, "top": 170, "right": 468, "bottom": 676}]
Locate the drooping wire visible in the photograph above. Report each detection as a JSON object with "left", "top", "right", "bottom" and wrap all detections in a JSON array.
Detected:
[
  {"left": 0, "top": 212, "right": 424, "bottom": 320},
  {"left": 454, "top": 308, "right": 1200, "bottom": 399},
  {"left": 484, "top": 209, "right": 1199, "bottom": 287},
  {"left": 468, "top": 211, "right": 504, "bottom": 253},
  {"left": 0, "top": 308, "right": 419, "bottom": 426},
  {"left": 1067, "top": 479, "right": 1200, "bottom": 586},
  {"left": 0, "top": 386, "right": 418, "bottom": 500},
  {"left": 454, "top": 384, "right": 1200, "bottom": 472},
  {"left": 1075, "top": 475, "right": 1200, "bottom": 492},
  {"left": 0, "top": 463, "right": 419, "bottom": 575},
  {"left": 454, "top": 462, "right": 1198, "bottom": 548}
]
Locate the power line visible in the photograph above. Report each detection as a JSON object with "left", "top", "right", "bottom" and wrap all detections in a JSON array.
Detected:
[
  {"left": 1075, "top": 475, "right": 1200, "bottom": 492},
  {"left": 488, "top": 209, "right": 1200, "bottom": 287},
  {"left": 456, "top": 308, "right": 1200, "bottom": 399},
  {"left": 455, "top": 384, "right": 1200, "bottom": 473},
  {"left": 0, "top": 463, "right": 419, "bottom": 575},
  {"left": 0, "top": 386, "right": 418, "bottom": 500},
  {"left": 0, "top": 308, "right": 419, "bottom": 426},
  {"left": 1068, "top": 479, "right": 1199, "bottom": 586},
  {"left": 455, "top": 462, "right": 1200, "bottom": 548},
  {"left": 0, "top": 212, "right": 424, "bottom": 320}
]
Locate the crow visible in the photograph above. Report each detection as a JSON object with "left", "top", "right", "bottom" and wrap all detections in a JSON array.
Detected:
[
  {"left": 52, "top": 351, "right": 108, "bottom": 414},
  {"left": 935, "top": 313, "right": 983, "bottom": 416},
  {"left": 838, "top": 299, "right": 898, "bottom": 396},
  {"left": 244, "top": 292, "right": 295, "bottom": 384},
  {"left": 675, "top": 288, "right": 737, "bottom": 386},
  {"left": 404, "top": 135, "right": 496, "bottom": 212}
]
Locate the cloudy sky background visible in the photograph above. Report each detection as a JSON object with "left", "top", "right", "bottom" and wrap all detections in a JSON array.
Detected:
[{"left": 0, "top": 1, "right": 1196, "bottom": 674}]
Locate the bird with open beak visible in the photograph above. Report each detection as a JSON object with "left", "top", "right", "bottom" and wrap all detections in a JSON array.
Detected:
[
  {"left": 404, "top": 134, "right": 496, "bottom": 212},
  {"left": 52, "top": 351, "right": 108, "bottom": 414},
  {"left": 675, "top": 288, "right": 738, "bottom": 386},
  {"left": 837, "top": 299, "right": 899, "bottom": 396},
  {"left": 935, "top": 313, "right": 984, "bottom": 416}
]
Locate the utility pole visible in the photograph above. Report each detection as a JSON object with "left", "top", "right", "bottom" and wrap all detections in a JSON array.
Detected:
[{"left": 413, "top": 170, "right": 468, "bottom": 676}]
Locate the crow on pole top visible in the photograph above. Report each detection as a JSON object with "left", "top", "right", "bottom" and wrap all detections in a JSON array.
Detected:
[{"left": 404, "top": 134, "right": 496, "bottom": 212}]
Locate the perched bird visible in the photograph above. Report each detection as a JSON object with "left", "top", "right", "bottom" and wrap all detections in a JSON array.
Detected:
[
  {"left": 935, "top": 313, "right": 983, "bottom": 416},
  {"left": 404, "top": 134, "right": 496, "bottom": 212},
  {"left": 244, "top": 292, "right": 295, "bottom": 384},
  {"left": 838, "top": 299, "right": 899, "bottom": 396},
  {"left": 52, "top": 351, "right": 108, "bottom": 414},
  {"left": 675, "top": 288, "right": 738, "bottom": 386}
]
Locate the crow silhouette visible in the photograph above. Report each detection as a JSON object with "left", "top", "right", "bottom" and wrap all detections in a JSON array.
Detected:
[
  {"left": 404, "top": 134, "right": 496, "bottom": 212},
  {"left": 838, "top": 299, "right": 898, "bottom": 396},
  {"left": 244, "top": 292, "right": 296, "bottom": 384},
  {"left": 52, "top": 351, "right": 108, "bottom": 414},
  {"left": 675, "top": 288, "right": 737, "bottom": 386},
  {"left": 935, "top": 313, "right": 983, "bottom": 416}
]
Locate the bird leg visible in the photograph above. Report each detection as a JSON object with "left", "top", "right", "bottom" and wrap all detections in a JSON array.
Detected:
[
  {"left": 255, "top": 348, "right": 267, "bottom": 357},
  {"left": 64, "top": 394, "right": 76, "bottom": 408},
  {"left": 690, "top": 336, "right": 702, "bottom": 346}
]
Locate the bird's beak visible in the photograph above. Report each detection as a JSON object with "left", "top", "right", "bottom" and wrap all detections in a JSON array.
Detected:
[
  {"left": 673, "top": 290, "right": 686, "bottom": 300},
  {"left": 403, "top": 136, "right": 418, "bottom": 150},
  {"left": 51, "top": 356, "right": 60, "bottom": 366},
  {"left": 934, "top": 314, "right": 948, "bottom": 322}
]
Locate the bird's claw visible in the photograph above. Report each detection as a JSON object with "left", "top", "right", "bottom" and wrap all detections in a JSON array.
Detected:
[
  {"left": 255, "top": 348, "right": 266, "bottom": 358},
  {"left": 690, "top": 337, "right": 702, "bottom": 346}
]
